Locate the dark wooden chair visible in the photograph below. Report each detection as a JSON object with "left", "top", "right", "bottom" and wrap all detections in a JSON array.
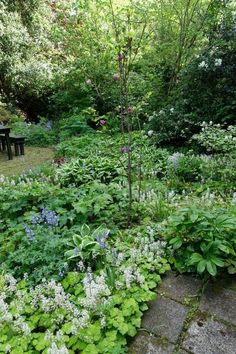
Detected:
[
  {"left": 0, "top": 134, "right": 6, "bottom": 151},
  {"left": 10, "top": 135, "right": 25, "bottom": 156}
]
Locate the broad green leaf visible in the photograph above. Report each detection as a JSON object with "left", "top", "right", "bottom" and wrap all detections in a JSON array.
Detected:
[
  {"left": 197, "top": 259, "right": 207, "bottom": 273},
  {"left": 189, "top": 252, "right": 203, "bottom": 264},
  {"left": 206, "top": 261, "right": 217, "bottom": 276}
]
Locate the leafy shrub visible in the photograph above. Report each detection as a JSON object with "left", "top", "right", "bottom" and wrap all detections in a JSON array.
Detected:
[
  {"left": 11, "top": 120, "right": 56, "bottom": 147},
  {"left": 148, "top": 26, "right": 236, "bottom": 143},
  {"left": 55, "top": 109, "right": 94, "bottom": 141},
  {"left": 165, "top": 151, "right": 236, "bottom": 191},
  {"left": 56, "top": 157, "right": 125, "bottom": 187},
  {"left": 2, "top": 221, "right": 69, "bottom": 284},
  {"left": 201, "top": 154, "right": 236, "bottom": 186},
  {"left": 164, "top": 206, "right": 236, "bottom": 277},
  {"left": 55, "top": 134, "right": 100, "bottom": 158},
  {"left": 0, "top": 105, "right": 12, "bottom": 124},
  {"left": 167, "top": 152, "right": 203, "bottom": 183},
  {"left": 148, "top": 106, "right": 199, "bottom": 144},
  {"left": 192, "top": 123, "right": 236, "bottom": 153}
]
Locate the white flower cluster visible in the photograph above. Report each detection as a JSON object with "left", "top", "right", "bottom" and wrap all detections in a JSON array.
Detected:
[
  {"left": 198, "top": 60, "right": 208, "bottom": 68},
  {"left": 138, "top": 189, "right": 158, "bottom": 202},
  {"left": 47, "top": 343, "right": 69, "bottom": 354},
  {"left": 121, "top": 266, "right": 144, "bottom": 289},
  {"left": 80, "top": 272, "right": 111, "bottom": 309},
  {"left": 215, "top": 58, "right": 222, "bottom": 67},
  {"left": 0, "top": 274, "right": 31, "bottom": 335},
  {"left": 167, "top": 152, "right": 184, "bottom": 168},
  {"left": 31, "top": 280, "right": 72, "bottom": 312}
]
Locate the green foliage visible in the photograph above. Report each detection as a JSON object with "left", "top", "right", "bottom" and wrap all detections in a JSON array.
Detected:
[
  {"left": 192, "top": 123, "right": 236, "bottom": 153},
  {"left": 1, "top": 121, "right": 236, "bottom": 353},
  {"left": 11, "top": 120, "right": 56, "bottom": 146},
  {"left": 148, "top": 16, "right": 236, "bottom": 143},
  {"left": 55, "top": 134, "right": 100, "bottom": 158},
  {"left": 56, "top": 156, "right": 125, "bottom": 187},
  {"left": 164, "top": 206, "right": 236, "bottom": 277},
  {"left": 0, "top": 102, "right": 16, "bottom": 124},
  {"left": 54, "top": 108, "right": 95, "bottom": 141},
  {"left": 0, "top": 221, "right": 169, "bottom": 353},
  {"left": 167, "top": 153, "right": 203, "bottom": 183},
  {"left": 166, "top": 151, "right": 236, "bottom": 191},
  {"left": 65, "top": 224, "right": 109, "bottom": 263},
  {"left": 2, "top": 223, "right": 68, "bottom": 284}
]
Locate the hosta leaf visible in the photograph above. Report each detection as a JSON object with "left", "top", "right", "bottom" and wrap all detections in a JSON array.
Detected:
[
  {"left": 189, "top": 252, "right": 203, "bottom": 264},
  {"left": 72, "top": 234, "right": 82, "bottom": 246},
  {"left": 197, "top": 259, "right": 207, "bottom": 273},
  {"left": 80, "top": 224, "right": 91, "bottom": 237},
  {"left": 170, "top": 237, "right": 183, "bottom": 249},
  {"left": 218, "top": 244, "right": 230, "bottom": 254},
  {"left": 211, "top": 257, "right": 224, "bottom": 267}
]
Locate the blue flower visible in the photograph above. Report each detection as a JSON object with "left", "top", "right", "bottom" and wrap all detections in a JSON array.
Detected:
[
  {"left": 31, "top": 214, "right": 41, "bottom": 225},
  {"left": 96, "top": 234, "right": 107, "bottom": 249},
  {"left": 46, "top": 120, "right": 53, "bottom": 130},
  {"left": 59, "top": 270, "right": 65, "bottom": 277},
  {"left": 40, "top": 208, "right": 58, "bottom": 226},
  {"left": 25, "top": 226, "right": 35, "bottom": 241},
  {"left": 103, "top": 230, "right": 110, "bottom": 239},
  {"left": 74, "top": 247, "right": 79, "bottom": 255}
]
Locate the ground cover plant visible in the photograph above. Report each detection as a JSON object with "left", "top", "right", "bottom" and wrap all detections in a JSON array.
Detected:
[
  {"left": 0, "top": 0, "right": 236, "bottom": 353},
  {"left": 1, "top": 129, "right": 236, "bottom": 352}
]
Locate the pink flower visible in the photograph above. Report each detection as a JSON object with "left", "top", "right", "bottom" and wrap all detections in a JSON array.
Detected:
[
  {"left": 113, "top": 74, "right": 120, "bottom": 81},
  {"left": 120, "top": 146, "right": 129, "bottom": 154},
  {"left": 99, "top": 119, "right": 106, "bottom": 126},
  {"left": 118, "top": 53, "right": 123, "bottom": 62},
  {"left": 127, "top": 106, "right": 133, "bottom": 114},
  {"left": 86, "top": 79, "right": 92, "bottom": 85}
]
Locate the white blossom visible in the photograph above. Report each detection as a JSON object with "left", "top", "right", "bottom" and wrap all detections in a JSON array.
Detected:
[
  {"left": 215, "top": 58, "right": 222, "bottom": 67},
  {"left": 198, "top": 61, "right": 208, "bottom": 68}
]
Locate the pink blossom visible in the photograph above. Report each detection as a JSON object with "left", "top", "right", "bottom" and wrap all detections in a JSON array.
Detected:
[
  {"left": 120, "top": 146, "right": 129, "bottom": 154},
  {"left": 113, "top": 74, "right": 120, "bottom": 81},
  {"left": 99, "top": 119, "right": 106, "bottom": 126},
  {"left": 127, "top": 106, "right": 133, "bottom": 114},
  {"left": 118, "top": 53, "right": 123, "bottom": 62}
]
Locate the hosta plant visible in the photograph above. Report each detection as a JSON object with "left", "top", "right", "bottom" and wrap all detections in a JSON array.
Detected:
[{"left": 65, "top": 224, "right": 110, "bottom": 263}]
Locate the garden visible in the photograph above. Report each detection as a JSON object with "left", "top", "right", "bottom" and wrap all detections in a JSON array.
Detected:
[{"left": 0, "top": 1, "right": 236, "bottom": 353}]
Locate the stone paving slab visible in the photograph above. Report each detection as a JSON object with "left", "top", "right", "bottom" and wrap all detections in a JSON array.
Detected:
[
  {"left": 142, "top": 297, "right": 188, "bottom": 342},
  {"left": 213, "top": 274, "right": 236, "bottom": 292},
  {"left": 129, "top": 332, "right": 175, "bottom": 354},
  {"left": 199, "top": 285, "right": 236, "bottom": 325},
  {"left": 158, "top": 272, "right": 202, "bottom": 304},
  {"left": 129, "top": 272, "right": 236, "bottom": 354},
  {"left": 182, "top": 317, "right": 236, "bottom": 354}
]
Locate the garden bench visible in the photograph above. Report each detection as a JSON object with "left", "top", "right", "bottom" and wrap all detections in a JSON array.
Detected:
[{"left": 10, "top": 135, "right": 25, "bottom": 156}]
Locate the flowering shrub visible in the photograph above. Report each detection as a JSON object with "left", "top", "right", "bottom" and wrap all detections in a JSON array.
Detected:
[{"left": 192, "top": 123, "right": 236, "bottom": 153}]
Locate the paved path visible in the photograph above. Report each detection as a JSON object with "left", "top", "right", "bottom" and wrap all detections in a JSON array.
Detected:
[{"left": 129, "top": 272, "right": 236, "bottom": 354}]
